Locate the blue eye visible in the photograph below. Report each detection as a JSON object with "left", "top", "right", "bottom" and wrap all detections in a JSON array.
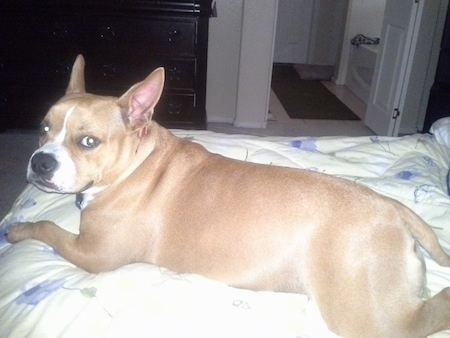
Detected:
[{"left": 79, "top": 136, "right": 99, "bottom": 149}]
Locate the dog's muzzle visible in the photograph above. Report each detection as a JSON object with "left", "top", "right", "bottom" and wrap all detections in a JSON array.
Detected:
[
  {"left": 29, "top": 152, "right": 60, "bottom": 189},
  {"left": 30, "top": 152, "right": 60, "bottom": 181}
]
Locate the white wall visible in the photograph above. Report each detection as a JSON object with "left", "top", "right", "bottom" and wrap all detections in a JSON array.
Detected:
[
  {"left": 348, "top": 0, "right": 386, "bottom": 38},
  {"left": 273, "top": 0, "right": 347, "bottom": 66},
  {"left": 234, "top": 0, "right": 278, "bottom": 128},
  {"left": 273, "top": 0, "right": 313, "bottom": 63},
  {"left": 206, "top": 0, "right": 278, "bottom": 128},
  {"left": 206, "top": 0, "right": 243, "bottom": 124},
  {"left": 307, "top": 0, "right": 348, "bottom": 66}
]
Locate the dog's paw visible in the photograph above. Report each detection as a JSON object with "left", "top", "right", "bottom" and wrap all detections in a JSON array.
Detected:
[{"left": 6, "top": 222, "right": 34, "bottom": 243}]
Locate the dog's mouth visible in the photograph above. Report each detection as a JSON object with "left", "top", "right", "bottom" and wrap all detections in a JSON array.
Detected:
[
  {"left": 30, "top": 175, "right": 61, "bottom": 193},
  {"left": 29, "top": 175, "right": 94, "bottom": 194},
  {"left": 80, "top": 181, "right": 94, "bottom": 192}
]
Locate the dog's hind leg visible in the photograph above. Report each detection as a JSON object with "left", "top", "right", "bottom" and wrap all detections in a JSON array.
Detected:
[
  {"left": 306, "top": 223, "right": 450, "bottom": 338},
  {"left": 408, "top": 287, "right": 450, "bottom": 337},
  {"left": 312, "top": 273, "right": 450, "bottom": 338}
]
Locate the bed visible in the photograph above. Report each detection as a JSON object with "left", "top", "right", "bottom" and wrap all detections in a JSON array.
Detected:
[{"left": 1, "top": 118, "right": 450, "bottom": 338}]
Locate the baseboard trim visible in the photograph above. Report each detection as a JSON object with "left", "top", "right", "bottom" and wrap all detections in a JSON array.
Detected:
[{"left": 233, "top": 120, "right": 268, "bottom": 129}]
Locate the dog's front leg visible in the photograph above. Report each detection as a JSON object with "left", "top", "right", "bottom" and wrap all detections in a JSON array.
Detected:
[
  {"left": 7, "top": 221, "right": 129, "bottom": 272},
  {"left": 7, "top": 221, "right": 93, "bottom": 270},
  {"left": 7, "top": 221, "right": 74, "bottom": 244}
]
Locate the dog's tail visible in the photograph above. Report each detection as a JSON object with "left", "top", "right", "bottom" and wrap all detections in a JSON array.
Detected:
[{"left": 399, "top": 202, "right": 450, "bottom": 267}]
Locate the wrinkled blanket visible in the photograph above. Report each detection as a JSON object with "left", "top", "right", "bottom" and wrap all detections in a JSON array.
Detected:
[{"left": 1, "top": 120, "right": 450, "bottom": 338}]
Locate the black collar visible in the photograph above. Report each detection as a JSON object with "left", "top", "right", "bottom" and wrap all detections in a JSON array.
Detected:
[{"left": 75, "top": 193, "right": 84, "bottom": 210}]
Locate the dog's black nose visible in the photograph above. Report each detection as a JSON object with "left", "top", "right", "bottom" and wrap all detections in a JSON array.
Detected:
[{"left": 31, "top": 152, "right": 59, "bottom": 177}]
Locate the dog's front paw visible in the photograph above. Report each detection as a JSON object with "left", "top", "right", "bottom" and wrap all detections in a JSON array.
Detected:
[{"left": 6, "top": 222, "right": 35, "bottom": 243}]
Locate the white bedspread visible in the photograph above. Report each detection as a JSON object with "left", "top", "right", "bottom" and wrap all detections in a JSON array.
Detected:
[{"left": 1, "top": 122, "right": 450, "bottom": 338}]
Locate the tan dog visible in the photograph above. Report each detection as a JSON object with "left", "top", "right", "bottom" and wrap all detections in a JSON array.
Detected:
[{"left": 7, "top": 55, "right": 450, "bottom": 337}]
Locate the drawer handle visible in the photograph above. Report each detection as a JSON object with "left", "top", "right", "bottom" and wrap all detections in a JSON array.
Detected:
[
  {"left": 167, "top": 67, "right": 182, "bottom": 82},
  {"left": 168, "top": 102, "right": 182, "bottom": 115},
  {"left": 52, "top": 23, "right": 69, "bottom": 39},
  {"left": 102, "top": 63, "right": 118, "bottom": 78},
  {"left": 0, "top": 94, "right": 7, "bottom": 106},
  {"left": 99, "top": 26, "right": 116, "bottom": 42},
  {"left": 168, "top": 30, "right": 183, "bottom": 44},
  {"left": 54, "top": 62, "right": 71, "bottom": 75}
]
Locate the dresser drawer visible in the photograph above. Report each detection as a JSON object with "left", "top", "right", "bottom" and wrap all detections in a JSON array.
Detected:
[
  {"left": 0, "top": 86, "right": 63, "bottom": 129},
  {"left": 155, "top": 93, "right": 195, "bottom": 124},
  {"left": 83, "top": 16, "right": 197, "bottom": 55},
  {"left": 0, "top": 53, "right": 75, "bottom": 86},
  {"left": 84, "top": 54, "right": 196, "bottom": 91},
  {"left": 0, "top": 14, "right": 82, "bottom": 48},
  {"left": 0, "top": 15, "right": 196, "bottom": 56}
]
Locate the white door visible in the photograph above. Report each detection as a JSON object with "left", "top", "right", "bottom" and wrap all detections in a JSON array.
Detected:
[{"left": 365, "top": 0, "right": 421, "bottom": 136}]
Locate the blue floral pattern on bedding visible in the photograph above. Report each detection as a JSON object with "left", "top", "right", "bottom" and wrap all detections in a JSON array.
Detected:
[
  {"left": 289, "top": 139, "right": 318, "bottom": 152},
  {"left": 396, "top": 169, "right": 419, "bottom": 181},
  {"left": 17, "top": 197, "right": 38, "bottom": 210},
  {"left": 423, "top": 156, "right": 439, "bottom": 169},
  {"left": 414, "top": 185, "right": 436, "bottom": 203},
  {"left": 17, "top": 279, "right": 67, "bottom": 306}
]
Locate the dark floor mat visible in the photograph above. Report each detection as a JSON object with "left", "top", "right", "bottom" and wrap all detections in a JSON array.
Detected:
[{"left": 271, "top": 64, "right": 359, "bottom": 120}]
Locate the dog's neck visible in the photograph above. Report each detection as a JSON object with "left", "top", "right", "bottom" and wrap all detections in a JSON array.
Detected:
[
  {"left": 75, "top": 186, "right": 106, "bottom": 210},
  {"left": 75, "top": 125, "right": 158, "bottom": 210}
]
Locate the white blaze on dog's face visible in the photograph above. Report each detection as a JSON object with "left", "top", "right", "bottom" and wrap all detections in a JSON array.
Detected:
[
  {"left": 27, "top": 54, "right": 165, "bottom": 194},
  {"left": 28, "top": 95, "right": 129, "bottom": 193}
]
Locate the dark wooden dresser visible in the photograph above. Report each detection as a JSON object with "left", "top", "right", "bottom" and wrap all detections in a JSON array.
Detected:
[{"left": 0, "top": 0, "right": 212, "bottom": 130}]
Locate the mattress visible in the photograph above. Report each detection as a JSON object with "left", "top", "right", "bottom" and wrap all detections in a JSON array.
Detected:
[{"left": 1, "top": 118, "right": 450, "bottom": 337}]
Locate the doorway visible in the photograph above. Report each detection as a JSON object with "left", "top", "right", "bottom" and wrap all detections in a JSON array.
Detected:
[
  {"left": 271, "top": 0, "right": 448, "bottom": 136},
  {"left": 270, "top": 0, "right": 353, "bottom": 122}
]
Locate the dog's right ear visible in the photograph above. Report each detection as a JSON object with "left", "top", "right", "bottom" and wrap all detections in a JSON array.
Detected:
[{"left": 66, "top": 54, "right": 86, "bottom": 94}]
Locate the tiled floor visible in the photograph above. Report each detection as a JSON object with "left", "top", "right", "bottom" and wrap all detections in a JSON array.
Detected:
[{"left": 208, "top": 86, "right": 374, "bottom": 137}]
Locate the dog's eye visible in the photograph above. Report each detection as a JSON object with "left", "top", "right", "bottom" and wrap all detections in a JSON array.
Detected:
[
  {"left": 79, "top": 136, "right": 99, "bottom": 149},
  {"left": 39, "top": 123, "right": 50, "bottom": 136}
]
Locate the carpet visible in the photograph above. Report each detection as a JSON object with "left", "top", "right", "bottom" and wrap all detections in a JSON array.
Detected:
[{"left": 271, "top": 64, "right": 360, "bottom": 120}]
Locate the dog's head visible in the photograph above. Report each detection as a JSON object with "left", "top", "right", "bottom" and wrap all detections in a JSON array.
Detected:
[{"left": 27, "top": 54, "right": 165, "bottom": 194}]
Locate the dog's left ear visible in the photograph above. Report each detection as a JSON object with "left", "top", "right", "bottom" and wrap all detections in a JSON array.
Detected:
[{"left": 118, "top": 67, "right": 165, "bottom": 128}]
